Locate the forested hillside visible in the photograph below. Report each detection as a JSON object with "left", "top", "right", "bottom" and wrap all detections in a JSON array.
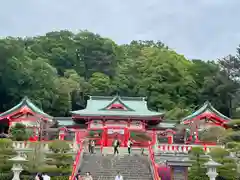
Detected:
[{"left": 0, "top": 30, "right": 240, "bottom": 119}]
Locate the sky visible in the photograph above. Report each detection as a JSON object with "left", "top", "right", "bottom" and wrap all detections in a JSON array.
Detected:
[{"left": 1, "top": 0, "right": 240, "bottom": 60}]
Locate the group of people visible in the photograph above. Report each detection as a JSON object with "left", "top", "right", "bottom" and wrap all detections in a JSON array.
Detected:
[
  {"left": 88, "top": 138, "right": 133, "bottom": 155},
  {"left": 35, "top": 173, "right": 50, "bottom": 180},
  {"left": 113, "top": 138, "right": 133, "bottom": 155}
]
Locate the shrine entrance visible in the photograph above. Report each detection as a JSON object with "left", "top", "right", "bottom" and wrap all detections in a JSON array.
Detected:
[{"left": 101, "top": 127, "right": 129, "bottom": 147}]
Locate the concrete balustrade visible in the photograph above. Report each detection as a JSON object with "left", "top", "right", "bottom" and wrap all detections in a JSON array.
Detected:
[
  {"left": 11, "top": 141, "right": 221, "bottom": 155},
  {"left": 12, "top": 141, "right": 77, "bottom": 152}
]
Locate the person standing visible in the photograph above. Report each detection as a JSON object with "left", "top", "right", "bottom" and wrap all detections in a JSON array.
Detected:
[
  {"left": 127, "top": 138, "right": 133, "bottom": 155},
  {"left": 84, "top": 172, "right": 93, "bottom": 180},
  {"left": 113, "top": 138, "right": 120, "bottom": 155},
  {"left": 75, "top": 173, "right": 83, "bottom": 180},
  {"left": 115, "top": 171, "right": 123, "bottom": 180},
  {"left": 88, "top": 139, "right": 91, "bottom": 153},
  {"left": 90, "top": 140, "right": 95, "bottom": 154},
  {"left": 35, "top": 173, "right": 43, "bottom": 180}
]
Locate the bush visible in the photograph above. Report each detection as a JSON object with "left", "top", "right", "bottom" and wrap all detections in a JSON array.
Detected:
[
  {"left": 226, "top": 142, "right": 240, "bottom": 149},
  {"left": 49, "top": 140, "right": 70, "bottom": 153},
  {"left": 20, "top": 175, "right": 69, "bottom": 180},
  {"left": 10, "top": 123, "right": 32, "bottom": 141},
  {"left": 39, "top": 166, "right": 71, "bottom": 174},
  {"left": 0, "top": 139, "right": 16, "bottom": 172},
  {"left": 0, "top": 173, "right": 13, "bottom": 180},
  {"left": 209, "top": 147, "right": 229, "bottom": 159},
  {"left": 25, "top": 142, "right": 45, "bottom": 173},
  {"left": 47, "top": 140, "right": 73, "bottom": 170},
  {"left": 51, "top": 176, "right": 69, "bottom": 180}
]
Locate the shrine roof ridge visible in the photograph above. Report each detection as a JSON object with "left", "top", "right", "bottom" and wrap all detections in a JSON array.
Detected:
[{"left": 89, "top": 96, "right": 147, "bottom": 101}]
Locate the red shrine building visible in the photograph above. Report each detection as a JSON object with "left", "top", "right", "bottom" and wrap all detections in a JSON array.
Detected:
[
  {"left": 0, "top": 97, "right": 53, "bottom": 140},
  {"left": 0, "top": 96, "right": 232, "bottom": 146},
  {"left": 181, "top": 101, "right": 231, "bottom": 143},
  {"left": 70, "top": 96, "right": 164, "bottom": 146}
]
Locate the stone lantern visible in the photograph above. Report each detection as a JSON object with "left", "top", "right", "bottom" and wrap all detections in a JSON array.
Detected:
[
  {"left": 9, "top": 154, "right": 28, "bottom": 180},
  {"left": 204, "top": 158, "right": 221, "bottom": 180}
]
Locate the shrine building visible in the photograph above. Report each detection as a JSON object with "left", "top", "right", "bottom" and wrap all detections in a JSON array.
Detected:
[{"left": 0, "top": 96, "right": 232, "bottom": 146}]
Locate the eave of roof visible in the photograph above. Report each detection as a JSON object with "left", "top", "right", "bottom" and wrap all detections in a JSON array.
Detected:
[
  {"left": 71, "top": 95, "right": 164, "bottom": 119},
  {"left": 0, "top": 96, "right": 52, "bottom": 119},
  {"left": 181, "top": 101, "right": 231, "bottom": 123}
]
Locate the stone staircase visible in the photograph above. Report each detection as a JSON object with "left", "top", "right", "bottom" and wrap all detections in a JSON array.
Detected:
[{"left": 78, "top": 152, "right": 153, "bottom": 180}]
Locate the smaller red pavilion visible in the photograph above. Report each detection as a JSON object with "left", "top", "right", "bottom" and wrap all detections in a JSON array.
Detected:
[{"left": 181, "top": 101, "right": 231, "bottom": 143}]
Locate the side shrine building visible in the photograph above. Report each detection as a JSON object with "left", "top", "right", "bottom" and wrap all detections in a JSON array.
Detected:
[{"left": 0, "top": 96, "right": 232, "bottom": 147}]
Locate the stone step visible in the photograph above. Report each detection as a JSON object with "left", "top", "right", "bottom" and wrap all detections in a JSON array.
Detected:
[{"left": 79, "top": 153, "right": 153, "bottom": 180}]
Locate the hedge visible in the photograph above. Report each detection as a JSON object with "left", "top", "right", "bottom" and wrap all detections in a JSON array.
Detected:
[{"left": 21, "top": 175, "right": 69, "bottom": 180}]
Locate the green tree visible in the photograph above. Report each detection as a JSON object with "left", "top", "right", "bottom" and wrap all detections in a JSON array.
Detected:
[
  {"left": 89, "top": 72, "right": 111, "bottom": 95},
  {"left": 188, "top": 147, "right": 208, "bottom": 180},
  {"left": 209, "top": 148, "right": 238, "bottom": 180}
]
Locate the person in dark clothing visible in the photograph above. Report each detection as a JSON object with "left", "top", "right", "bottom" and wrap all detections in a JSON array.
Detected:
[
  {"left": 35, "top": 173, "right": 43, "bottom": 180},
  {"left": 88, "top": 140, "right": 91, "bottom": 153},
  {"left": 113, "top": 138, "right": 120, "bottom": 155},
  {"left": 75, "top": 173, "right": 83, "bottom": 180},
  {"left": 127, "top": 138, "right": 133, "bottom": 155}
]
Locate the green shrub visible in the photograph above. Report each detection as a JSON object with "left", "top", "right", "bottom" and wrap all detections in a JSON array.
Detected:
[
  {"left": 20, "top": 175, "right": 69, "bottom": 180},
  {"left": 10, "top": 123, "right": 32, "bottom": 141},
  {"left": 0, "top": 173, "right": 13, "bottom": 180},
  {"left": 49, "top": 140, "right": 70, "bottom": 153},
  {"left": 47, "top": 140, "right": 73, "bottom": 170},
  {"left": 209, "top": 147, "right": 229, "bottom": 159},
  {"left": 40, "top": 165, "right": 72, "bottom": 173},
  {"left": 24, "top": 142, "right": 45, "bottom": 173},
  {"left": 226, "top": 141, "right": 239, "bottom": 149},
  {"left": 51, "top": 176, "right": 69, "bottom": 180},
  {"left": 0, "top": 139, "right": 16, "bottom": 172}
]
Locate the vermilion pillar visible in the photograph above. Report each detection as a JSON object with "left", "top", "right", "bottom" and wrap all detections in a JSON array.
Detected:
[
  {"left": 59, "top": 127, "right": 66, "bottom": 140},
  {"left": 124, "top": 127, "right": 129, "bottom": 147},
  {"left": 167, "top": 135, "right": 173, "bottom": 144}
]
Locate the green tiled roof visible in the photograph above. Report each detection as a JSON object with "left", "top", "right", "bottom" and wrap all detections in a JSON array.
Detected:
[
  {"left": 71, "top": 96, "right": 164, "bottom": 118},
  {"left": 0, "top": 96, "right": 52, "bottom": 119},
  {"left": 148, "top": 122, "right": 176, "bottom": 129},
  {"left": 181, "top": 101, "right": 231, "bottom": 122}
]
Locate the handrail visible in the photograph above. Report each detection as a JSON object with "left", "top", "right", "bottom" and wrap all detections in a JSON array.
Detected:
[
  {"left": 148, "top": 141, "right": 159, "bottom": 180},
  {"left": 69, "top": 140, "right": 84, "bottom": 180}
]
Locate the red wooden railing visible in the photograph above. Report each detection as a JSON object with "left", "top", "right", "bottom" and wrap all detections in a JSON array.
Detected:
[
  {"left": 148, "top": 142, "right": 159, "bottom": 180},
  {"left": 69, "top": 140, "right": 84, "bottom": 180}
]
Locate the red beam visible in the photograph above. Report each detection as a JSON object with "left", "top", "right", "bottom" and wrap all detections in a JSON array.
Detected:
[{"left": 72, "top": 115, "right": 162, "bottom": 121}]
